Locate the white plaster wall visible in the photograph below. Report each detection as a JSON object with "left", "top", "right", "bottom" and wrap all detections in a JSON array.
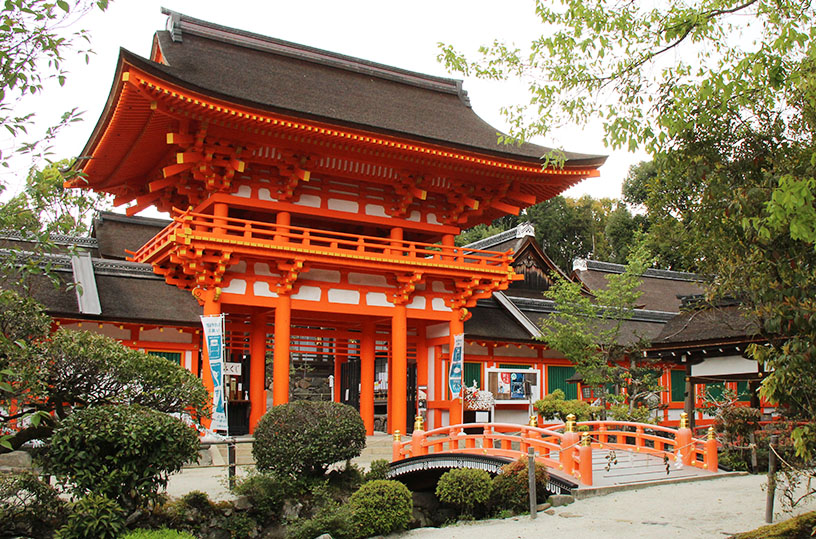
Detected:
[{"left": 494, "top": 408, "right": 530, "bottom": 425}]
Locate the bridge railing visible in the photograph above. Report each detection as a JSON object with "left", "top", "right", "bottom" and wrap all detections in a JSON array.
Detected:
[
  {"left": 566, "top": 420, "right": 717, "bottom": 471},
  {"left": 392, "top": 414, "right": 718, "bottom": 487}
]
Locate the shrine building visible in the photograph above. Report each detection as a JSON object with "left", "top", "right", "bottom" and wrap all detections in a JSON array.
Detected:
[{"left": 67, "top": 10, "right": 608, "bottom": 435}]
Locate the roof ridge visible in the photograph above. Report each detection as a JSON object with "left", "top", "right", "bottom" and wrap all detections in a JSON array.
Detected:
[
  {"left": 503, "top": 295, "right": 678, "bottom": 322},
  {"left": 0, "top": 229, "right": 98, "bottom": 249},
  {"left": 572, "top": 258, "right": 704, "bottom": 282},
  {"left": 463, "top": 222, "right": 535, "bottom": 251},
  {"left": 161, "top": 9, "right": 470, "bottom": 104}
]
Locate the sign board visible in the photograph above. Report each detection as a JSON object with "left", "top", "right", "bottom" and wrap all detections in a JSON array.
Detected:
[
  {"left": 224, "top": 362, "right": 242, "bottom": 376},
  {"left": 448, "top": 333, "right": 464, "bottom": 398},
  {"left": 200, "top": 314, "right": 228, "bottom": 432}
]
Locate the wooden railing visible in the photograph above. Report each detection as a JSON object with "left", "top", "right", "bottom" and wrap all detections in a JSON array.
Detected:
[
  {"left": 131, "top": 208, "right": 512, "bottom": 272},
  {"left": 391, "top": 419, "right": 719, "bottom": 487}
]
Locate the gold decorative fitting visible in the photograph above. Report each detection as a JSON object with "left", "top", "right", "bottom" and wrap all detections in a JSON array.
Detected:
[
  {"left": 529, "top": 415, "right": 538, "bottom": 427},
  {"left": 393, "top": 430, "right": 401, "bottom": 442},
  {"left": 581, "top": 433, "right": 591, "bottom": 447},
  {"left": 566, "top": 413, "right": 576, "bottom": 433},
  {"left": 414, "top": 415, "right": 424, "bottom": 431},
  {"left": 707, "top": 426, "right": 716, "bottom": 440},
  {"left": 679, "top": 412, "right": 688, "bottom": 429}
]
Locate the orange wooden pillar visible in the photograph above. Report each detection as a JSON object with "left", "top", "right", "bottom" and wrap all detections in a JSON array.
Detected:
[
  {"left": 392, "top": 303, "right": 408, "bottom": 436},
  {"left": 449, "top": 312, "right": 464, "bottom": 426},
  {"left": 272, "top": 294, "right": 291, "bottom": 406},
  {"left": 360, "top": 320, "right": 376, "bottom": 435},
  {"left": 248, "top": 312, "right": 267, "bottom": 432}
]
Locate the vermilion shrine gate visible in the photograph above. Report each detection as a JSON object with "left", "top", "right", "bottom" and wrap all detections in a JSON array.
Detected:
[{"left": 71, "top": 11, "right": 604, "bottom": 435}]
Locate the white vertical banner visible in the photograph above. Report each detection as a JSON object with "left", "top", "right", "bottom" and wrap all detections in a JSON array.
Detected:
[
  {"left": 201, "top": 314, "right": 228, "bottom": 433},
  {"left": 448, "top": 333, "right": 464, "bottom": 398}
]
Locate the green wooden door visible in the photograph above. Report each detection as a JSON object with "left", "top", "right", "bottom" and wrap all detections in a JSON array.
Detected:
[
  {"left": 547, "top": 366, "right": 577, "bottom": 400},
  {"left": 463, "top": 362, "right": 482, "bottom": 389},
  {"left": 671, "top": 370, "right": 686, "bottom": 402}
]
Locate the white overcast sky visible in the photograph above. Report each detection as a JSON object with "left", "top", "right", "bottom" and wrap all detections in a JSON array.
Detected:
[{"left": 2, "top": 0, "right": 648, "bottom": 210}]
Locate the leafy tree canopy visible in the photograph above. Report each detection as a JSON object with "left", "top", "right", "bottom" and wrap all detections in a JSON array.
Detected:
[
  {"left": 0, "top": 159, "right": 111, "bottom": 235},
  {"left": 443, "top": 0, "right": 816, "bottom": 458},
  {"left": 456, "top": 195, "right": 645, "bottom": 271},
  {"left": 0, "top": 0, "right": 109, "bottom": 171},
  {"left": 439, "top": 0, "right": 813, "bottom": 153},
  {"left": 0, "top": 289, "right": 208, "bottom": 452}
]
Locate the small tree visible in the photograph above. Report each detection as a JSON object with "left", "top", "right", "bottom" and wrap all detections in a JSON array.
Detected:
[
  {"left": 436, "top": 468, "right": 492, "bottom": 518},
  {"left": 43, "top": 404, "right": 200, "bottom": 510},
  {"left": 0, "top": 289, "right": 209, "bottom": 452},
  {"left": 538, "top": 245, "right": 661, "bottom": 418}
]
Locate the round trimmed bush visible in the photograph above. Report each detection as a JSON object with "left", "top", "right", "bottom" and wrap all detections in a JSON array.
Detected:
[
  {"left": 252, "top": 400, "right": 366, "bottom": 477},
  {"left": 436, "top": 468, "right": 492, "bottom": 517},
  {"left": 0, "top": 471, "right": 67, "bottom": 537},
  {"left": 56, "top": 494, "right": 125, "bottom": 539},
  {"left": 490, "top": 458, "right": 549, "bottom": 513},
  {"left": 348, "top": 479, "right": 412, "bottom": 538},
  {"left": 43, "top": 404, "right": 200, "bottom": 509}
]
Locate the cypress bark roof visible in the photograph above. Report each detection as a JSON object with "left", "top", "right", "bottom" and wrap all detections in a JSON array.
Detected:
[{"left": 139, "top": 10, "right": 605, "bottom": 167}]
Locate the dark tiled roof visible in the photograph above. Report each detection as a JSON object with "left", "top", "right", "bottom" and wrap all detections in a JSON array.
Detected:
[
  {"left": 142, "top": 11, "right": 605, "bottom": 166},
  {"left": 653, "top": 305, "right": 760, "bottom": 346},
  {"left": 572, "top": 259, "right": 706, "bottom": 313},
  {"left": 93, "top": 212, "right": 170, "bottom": 260},
  {"left": 466, "top": 297, "right": 534, "bottom": 342},
  {"left": 0, "top": 249, "right": 200, "bottom": 325},
  {"left": 466, "top": 294, "right": 673, "bottom": 346}
]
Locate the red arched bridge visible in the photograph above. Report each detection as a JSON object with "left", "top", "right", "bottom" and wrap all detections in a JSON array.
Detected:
[{"left": 388, "top": 415, "right": 719, "bottom": 492}]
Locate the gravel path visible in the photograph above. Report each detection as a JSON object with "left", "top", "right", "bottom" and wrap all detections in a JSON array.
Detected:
[{"left": 402, "top": 474, "right": 816, "bottom": 539}]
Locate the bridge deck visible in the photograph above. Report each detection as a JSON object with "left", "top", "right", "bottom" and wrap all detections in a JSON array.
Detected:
[{"left": 580, "top": 448, "right": 716, "bottom": 487}]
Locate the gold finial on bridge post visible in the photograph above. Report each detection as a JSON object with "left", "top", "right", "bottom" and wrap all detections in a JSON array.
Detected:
[
  {"left": 679, "top": 412, "right": 688, "bottom": 429},
  {"left": 414, "top": 415, "right": 424, "bottom": 431},
  {"left": 566, "top": 413, "right": 576, "bottom": 433},
  {"left": 581, "top": 432, "right": 591, "bottom": 447},
  {"left": 707, "top": 426, "right": 715, "bottom": 440},
  {"left": 529, "top": 415, "right": 538, "bottom": 427},
  {"left": 393, "top": 429, "right": 401, "bottom": 442}
]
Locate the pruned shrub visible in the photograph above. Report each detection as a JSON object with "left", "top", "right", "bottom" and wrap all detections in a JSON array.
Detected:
[
  {"left": 56, "top": 494, "right": 126, "bottom": 539},
  {"left": 252, "top": 400, "right": 366, "bottom": 477},
  {"left": 436, "top": 468, "right": 492, "bottom": 517},
  {"left": 534, "top": 389, "right": 599, "bottom": 422},
  {"left": 122, "top": 529, "right": 196, "bottom": 539},
  {"left": 231, "top": 472, "right": 286, "bottom": 524},
  {"left": 43, "top": 404, "right": 200, "bottom": 509},
  {"left": 365, "top": 459, "right": 390, "bottom": 482},
  {"left": 348, "top": 479, "right": 412, "bottom": 538},
  {"left": 327, "top": 462, "right": 365, "bottom": 493},
  {"left": 0, "top": 471, "right": 67, "bottom": 537},
  {"left": 490, "top": 458, "right": 549, "bottom": 513},
  {"left": 288, "top": 501, "right": 354, "bottom": 539}
]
